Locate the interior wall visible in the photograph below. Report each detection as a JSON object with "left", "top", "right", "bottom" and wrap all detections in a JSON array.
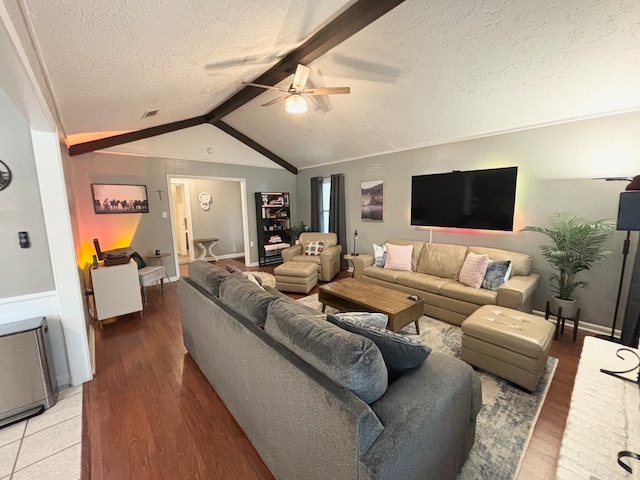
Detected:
[
  {"left": 69, "top": 151, "right": 296, "bottom": 279},
  {"left": 0, "top": 88, "right": 54, "bottom": 298},
  {"left": 185, "top": 177, "right": 244, "bottom": 257},
  {"left": 296, "top": 110, "right": 640, "bottom": 329}
]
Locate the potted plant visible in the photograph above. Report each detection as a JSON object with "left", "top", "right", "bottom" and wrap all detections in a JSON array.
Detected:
[
  {"left": 289, "top": 220, "right": 309, "bottom": 244},
  {"left": 521, "top": 212, "right": 615, "bottom": 318}
]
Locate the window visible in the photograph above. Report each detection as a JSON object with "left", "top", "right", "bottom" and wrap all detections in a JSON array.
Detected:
[{"left": 321, "top": 177, "right": 331, "bottom": 233}]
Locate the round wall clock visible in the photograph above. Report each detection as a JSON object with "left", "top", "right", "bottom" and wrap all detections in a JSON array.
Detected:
[{"left": 0, "top": 160, "right": 12, "bottom": 191}]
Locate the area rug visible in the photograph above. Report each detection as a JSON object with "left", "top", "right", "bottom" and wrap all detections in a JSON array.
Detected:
[{"left": 297, "top": 294, "right": 558, "bottom": 480}]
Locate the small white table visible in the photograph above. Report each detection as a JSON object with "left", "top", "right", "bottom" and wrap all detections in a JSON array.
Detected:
[
  {"left": 193, "top": 237, "right": 218, "bottom": 261},
  {"left": 147, "top": 252, "right": 171, "bottom": 279}
]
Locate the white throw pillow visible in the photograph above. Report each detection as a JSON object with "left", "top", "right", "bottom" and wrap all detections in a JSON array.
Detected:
[
  {"left": 384, "top": 243, "right": 413, "bottom": 271},
  {"left": 373, "top": 243, "right": 387, "bottom": 267},
  {"left": 459, "top": 252, "right": 491, "bottom": 288}
]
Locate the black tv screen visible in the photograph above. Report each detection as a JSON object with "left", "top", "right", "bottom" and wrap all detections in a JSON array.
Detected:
[{"left": 411, "top": 167, "right": 518, "bottom": 231}]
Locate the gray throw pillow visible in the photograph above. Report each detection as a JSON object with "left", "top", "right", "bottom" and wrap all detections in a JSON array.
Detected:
[
  {"left": 265, "top": 299, "right": 388, "bottom": 404},
  {"left": 327, "top": 314, "right": 431, "bottom": 382},
  {"left": 481, "top": 260, "right": 512, "bottom": 291},
  {"left": 333, "top": 312, "right": 389, "bottom": 329},
  {"left": 188, "top": 260, "right": 230, "bottom": 296},
  {"left": 219, "top": 274, "right": 275, "bottom": 328}
]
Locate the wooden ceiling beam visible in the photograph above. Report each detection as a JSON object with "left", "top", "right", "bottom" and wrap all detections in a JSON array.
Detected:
[
  {"left": 206, "top": 0, "right": 406, "bottom": 122},
  {"left": 213, "top": 120, "right": 297, "bottom": 174},
  {"left": 67, "top": 0, "right": 406, "bottom": 171}
]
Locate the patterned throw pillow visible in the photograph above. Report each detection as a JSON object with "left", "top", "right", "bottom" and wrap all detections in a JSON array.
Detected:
[
  {"left": 459, "top": 252, "right": 491, "bottom": 288},
  {"left": 383, "top": 243, "right": 413, "bottom": 271},
  {"left": 373, "top": 243, "right": 387, "bottom": 267},
  {"left": 482, "top": 260, "right": 512, "bottom": 291},
  {"left": 304, "top": 240, "right": 325, "bottom": 256}
]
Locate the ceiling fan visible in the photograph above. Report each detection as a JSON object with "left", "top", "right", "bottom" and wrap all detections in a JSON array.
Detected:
[{"left": 243, "top": 64, "right": 350, "bottom": 113}]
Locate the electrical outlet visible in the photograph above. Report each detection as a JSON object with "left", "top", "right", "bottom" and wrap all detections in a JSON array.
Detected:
[
  {"left": 250, "top": 241, "right": 254, "bottom": 247},
  {"left": 162, "top": 211, "right": 168, "bottom": 218}
]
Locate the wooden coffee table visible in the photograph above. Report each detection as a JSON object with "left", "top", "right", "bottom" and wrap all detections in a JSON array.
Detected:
[{"left": 318, "top": 278, "right": 423, "bottom": 334}]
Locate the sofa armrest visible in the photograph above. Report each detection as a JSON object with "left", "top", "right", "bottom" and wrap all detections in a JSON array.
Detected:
[
  {"left": 281, "top": 244, "right": 302, "bottom": 262},
  {"left": 362, "top": 353, "right": 481, "bottom": 479},
  {"left": 497, "top": 273, "right": 540, "bottom": 312},
  {"left": 352, "top": 254, "right": 374, "bottom": 280},
  {"left": 319, "top": 244, "right": 342, "bottom": 282}
]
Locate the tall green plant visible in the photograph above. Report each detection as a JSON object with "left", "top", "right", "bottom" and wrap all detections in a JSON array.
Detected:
[{"left": 521, "top": 212, "right": 615, "bottom": 300}]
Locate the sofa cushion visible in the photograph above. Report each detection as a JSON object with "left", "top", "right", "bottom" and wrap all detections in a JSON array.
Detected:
[
  {"left": 265, "top": 299, "right": 388, "bottom": 404},
  {"left": 304, "top": 240, "right": 325, "bottom": 256},
  {"left": 395, "top": 271, "right": 454, "bottom": 294},
  {"left": 467, "top": 246, "right": 532, "bottom": 276},
  {"left": 327, "top": 313, "right": 431, "bottom": 383},
  {"left": 482, "top": 260, "right": 512, "bottom": 291},
  {"left": 384, "top": 243, "right": 413, "bottom": 271},
  {"left": 440, "top": 281, "right": 498, "bottom": 305},
  {"left": 373, "top": 243, "right": 387, "bottom": 267},
  {"left": 219, "top": 274, "right": 275, "bottom": 327},
  {"left": 188, "top": 260, "right": 230, "bottom": 296},
  {"left": 459, "top": 252, "right": 491, "bottom": 288},
  {"left": 363, "top": 266, "right": 401, "bottom": 283},
  {"left": 291, "top": 255, "right": 321, "bottom": 266},
  {"left": 417, "top": 243, "right": 467, "bottom": 280}
]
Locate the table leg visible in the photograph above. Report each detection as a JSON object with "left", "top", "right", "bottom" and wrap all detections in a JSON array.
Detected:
[
  {"left": 414, "top": 320, "right": 420, "bottom": 335},
  {"left": 206, "top": 240, "right": 218, "bottom": 262}
]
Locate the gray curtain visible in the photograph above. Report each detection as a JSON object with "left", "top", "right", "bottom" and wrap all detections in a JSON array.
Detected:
[
  {"left": 329, "top": 173, "right": 347, "bottom": 270},
  {"left": 310, "top": 177, "right": 323, "bottom": 232}
]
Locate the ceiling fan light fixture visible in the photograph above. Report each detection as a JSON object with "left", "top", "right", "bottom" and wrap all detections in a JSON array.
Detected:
[{"left": 284, "top": 94, "right": 308, "bottom": 113}]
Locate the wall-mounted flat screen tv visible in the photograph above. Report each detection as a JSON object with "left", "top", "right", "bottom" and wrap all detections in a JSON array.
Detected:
[{"left": 411, "top": 166, "right": 518, "bottom": 231}]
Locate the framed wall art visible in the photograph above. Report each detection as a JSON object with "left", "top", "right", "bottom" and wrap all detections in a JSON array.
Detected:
[
  {"left": 91, "top": 183, "right": 149, "bottom": 214},
  {"left": 361, "top": 180, "right": 384, "bottom": 221}
]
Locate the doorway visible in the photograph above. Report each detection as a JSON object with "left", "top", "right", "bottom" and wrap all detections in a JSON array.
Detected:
[{"left": 167, "top": 175, "right": 250, "bottom": 277}]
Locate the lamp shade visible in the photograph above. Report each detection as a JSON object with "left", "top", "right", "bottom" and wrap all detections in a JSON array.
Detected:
[
  {"left": 617, "top": 191, "right": 640, "bottom": 231},
  {"left": 284, "top": 94, "right": 308, "bottom": 113}
]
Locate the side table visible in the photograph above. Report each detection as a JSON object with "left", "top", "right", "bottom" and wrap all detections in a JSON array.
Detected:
[
  {"left": 148, "top": 252, "right": 171, "bottom": 279},
  {"left": 343, "top": 253, "right": 358, "bottom": 277},
  {"left": 193, "top": 238, "right": 219, "bottom": 261}
]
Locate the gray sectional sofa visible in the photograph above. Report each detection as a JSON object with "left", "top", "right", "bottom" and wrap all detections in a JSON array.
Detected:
[
  {"left": 179, "top": 261, "right": 482, "bottom": 480},
  {"left": 353, "top": 240, "right": 540, "bottom": 326}
]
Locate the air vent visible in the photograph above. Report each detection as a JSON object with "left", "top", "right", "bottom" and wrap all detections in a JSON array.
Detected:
[{"left": 141, "top": 109, "right": 159, "bottom": 119}]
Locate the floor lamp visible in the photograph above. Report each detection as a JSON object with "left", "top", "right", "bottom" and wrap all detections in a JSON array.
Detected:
[{"left": 606, "top": 191, "right": 640, "bottom": 341}]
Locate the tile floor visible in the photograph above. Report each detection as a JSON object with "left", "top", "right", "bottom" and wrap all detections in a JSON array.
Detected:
[{"left": 0, "top": 385, "right": 82, "bottom": 480}]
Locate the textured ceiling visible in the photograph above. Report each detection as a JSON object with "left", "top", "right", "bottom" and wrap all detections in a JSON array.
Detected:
[{"left": 16, "top": 0, "right": 640, "bottom": 169}]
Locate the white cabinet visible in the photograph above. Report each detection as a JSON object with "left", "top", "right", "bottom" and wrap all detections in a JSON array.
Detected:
[{"left": 91, "top": 260, "right": 143, "bottom": 328}]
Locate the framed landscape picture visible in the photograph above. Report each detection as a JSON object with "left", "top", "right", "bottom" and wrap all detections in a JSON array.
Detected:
[
  {"left": 361, "top": 180, "right": 384, "bottom": 221},
  {"left": 91, "top": 183, "right": 149, "bottom": 214}
]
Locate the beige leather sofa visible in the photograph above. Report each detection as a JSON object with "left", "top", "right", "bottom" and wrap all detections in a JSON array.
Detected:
[
  {"left": 352, "top": 239, "right": 539, "bottom": 326},
  {"left": 281, "top": 232, "right": 342, "bottom": 282}
]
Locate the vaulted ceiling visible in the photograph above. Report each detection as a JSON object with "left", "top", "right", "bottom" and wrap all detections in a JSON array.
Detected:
[{"left": 13, "top": 0, "right": 640, "bottom": 172}]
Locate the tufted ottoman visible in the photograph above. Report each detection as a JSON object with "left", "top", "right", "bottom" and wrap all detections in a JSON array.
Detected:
[
  {"left": 461, "top": 305, "right": 554, "bottom": 391},
  {"left": 274, "top": 261, "right": 318, "bottom": 294}
]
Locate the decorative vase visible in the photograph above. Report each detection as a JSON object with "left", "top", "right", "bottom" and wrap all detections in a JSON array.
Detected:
[{"left": 550, "top": 296, "right": 577, "bottom": 319}]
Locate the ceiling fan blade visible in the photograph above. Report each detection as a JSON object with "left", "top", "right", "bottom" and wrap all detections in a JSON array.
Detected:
[
  {"left": 304, "top": 87, "right": 350, "bottom": 95},
  {"left": 302, "top": 94, "right": 323, "bottom": 111},
  {"left": 292, "top": 64, "right": 310, "bottom": 90},
  {"left": 242, "top": 82, "right": 288, "bottom": 92},
  {"left": 261, "top": 95, "right": 289, "bottom": 107}
]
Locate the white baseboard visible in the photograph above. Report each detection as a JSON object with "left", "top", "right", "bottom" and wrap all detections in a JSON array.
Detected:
[{"left": 530, "top": 308, "right": 618, "bottom": 337}]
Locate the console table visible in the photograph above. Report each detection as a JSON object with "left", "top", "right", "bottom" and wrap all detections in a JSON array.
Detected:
[
  {"left": 556, "top": 337, "right": 640, "bottom": 479},
  {"left": 193, "top": 237, "right": 218, "bottom": 262}
]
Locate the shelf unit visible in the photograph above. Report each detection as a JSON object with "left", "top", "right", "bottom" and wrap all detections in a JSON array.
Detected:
[{"left": 255, "top": 192, "right": 291, "bottom": 266}]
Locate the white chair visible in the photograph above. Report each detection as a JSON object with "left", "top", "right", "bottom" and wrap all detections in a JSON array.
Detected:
[{"left": 138, "top": 265, "right": 165, "bottom": 304}]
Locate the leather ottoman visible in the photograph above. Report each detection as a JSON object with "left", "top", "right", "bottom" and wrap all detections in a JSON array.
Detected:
[
  {"left": 274, "top": 262, "right": 318, "bottom": 294},
  {"left": 461, "top": 305, "right": 554, "bottom": 391}
]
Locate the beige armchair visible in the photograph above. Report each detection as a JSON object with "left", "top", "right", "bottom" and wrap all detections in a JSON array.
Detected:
[{"left": 281, "top": 232, "right": 342, "bottom": 282}]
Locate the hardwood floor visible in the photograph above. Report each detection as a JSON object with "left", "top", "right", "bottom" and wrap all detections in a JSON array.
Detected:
[{"left": 83, "top": 258, "right": 588, "bottom": 479}]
